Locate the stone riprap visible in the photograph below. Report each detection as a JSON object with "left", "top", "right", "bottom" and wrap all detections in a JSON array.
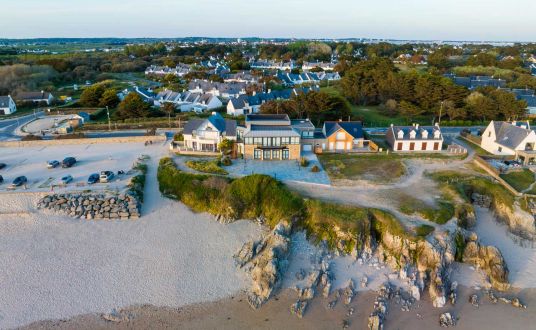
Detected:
[{"left": 37, "top": 193, "right": 141, "bottom": 220}]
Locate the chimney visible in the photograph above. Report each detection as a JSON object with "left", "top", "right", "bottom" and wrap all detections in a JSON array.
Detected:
[
  {"left": 415, "top": 123, "right": 420, "bottom": 130},
  {"left": 390, "top": 123, "right": 394, "bottom": 127}
]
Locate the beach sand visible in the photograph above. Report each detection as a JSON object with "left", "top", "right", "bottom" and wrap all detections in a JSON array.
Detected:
[{"left": 20, "top": 286, "right": 536, "bottom": 330}]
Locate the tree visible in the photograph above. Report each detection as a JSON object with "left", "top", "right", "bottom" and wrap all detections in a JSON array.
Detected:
[
  {"left": 116, "top": 93, "right": 150, "bottom": 119},
  {"left": 99, "top": 88, "right": 120, "bottom": 108},
  {"left": 162, "top": 103, "right": 176, "bottom": 127},
  {"left": 80, "top": 84, "right": 105, "bottom": 107},
  {"left": 218, "top": 138, "right": 234, "bottom": 155},
  {"left": 398, "top": 101, "right": 425, "bottom": 122}
]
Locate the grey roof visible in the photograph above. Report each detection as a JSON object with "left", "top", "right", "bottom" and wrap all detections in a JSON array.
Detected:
[
  {"left": 389, "top": 125, "right": 442, "bottom": 141},
  {"left": 290, "top": 119, "right": 315, "bottom": 129},
  {"left": 244, "top": 125, "right": 300, "bottom": 138},
  {"left": 16, "top": 91, "right": 52, "bottom": 100},
  {"left": 0, "top": 96, "right": 12, "bottom": 107},
  {"left": 183, "top": 119, "right": 204, "bottom": 135},
  {"left": 324, "top": 121, "right": 364, "bottom": 139},
  {"left": 246, "top": 114, "right": 290, "bottom": 122},
  {"left": 494, "top": 121, "right": 532, "bottom": 149}
]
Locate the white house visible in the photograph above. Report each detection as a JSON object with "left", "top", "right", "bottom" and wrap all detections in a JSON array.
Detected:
[
  {"left": 386, "top": 123, "right": 444, "bottom": 152},
  {"left": 0, "top": 95, "right": 17, "bottom": 115},
  {"left": 179, "top": 112, "right": 236, "bottom": 152},
  {"left": 480, "top": 121, "right": 536, "bottom": 158},
  {"left": 155, "top": 89, "right": 222, "bottom": 113}
]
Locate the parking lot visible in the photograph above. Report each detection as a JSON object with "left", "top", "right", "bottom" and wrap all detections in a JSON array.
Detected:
[{"left": 0, "top": 143, "right": 156, "bottom": 193}]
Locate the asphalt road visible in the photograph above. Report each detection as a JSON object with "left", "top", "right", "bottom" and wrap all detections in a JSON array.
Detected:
[{"left": 0, "top": 111, "right": 42, "bottom": 141}]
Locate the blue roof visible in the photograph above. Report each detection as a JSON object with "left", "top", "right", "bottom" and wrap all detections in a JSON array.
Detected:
[{"left": 324, "top": 121, "right": 364, "bottom": 139}]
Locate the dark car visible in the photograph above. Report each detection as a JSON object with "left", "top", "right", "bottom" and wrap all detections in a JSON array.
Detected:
[
  {"left": 62, "top": 157, "right": 77, "bottom": 168},
  {"left": 87, "top": 173, "right": 100, "bottom": 184},
  {"left": 12, "top": 176, "right": 27, "bottom": 187},
  {"left": 0, "top": 163, "right": 6, "bottom": 170}
]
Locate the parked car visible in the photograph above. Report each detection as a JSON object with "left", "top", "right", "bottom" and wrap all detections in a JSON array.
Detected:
[
  {"left": 99, "top": 171, "right": 114, "bottom": 183},
  {"left": 0, "top": 175, "right": 3, "bottom": 184},
  {"left": 0, "top": 163, "right": 6, "bottom": 170},
  {"left": 47, "top": 160, "right": 60, "bottom": 169},
  {"left": 62, "top": 157, "right": 77, "bottom": 168},
  {"left": 87, "top": 173, "right": 100, "bottom": 184},
  {"left": 61, "top": 175, "right": 73, "bottom": 184},
  {"left": 12, "top": 176, "right": 27, "bottom": 187}
]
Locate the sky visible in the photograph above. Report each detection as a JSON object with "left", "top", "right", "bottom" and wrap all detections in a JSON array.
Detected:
[{"left": 1, "top": 0, "right": 535, "bottom": 41}]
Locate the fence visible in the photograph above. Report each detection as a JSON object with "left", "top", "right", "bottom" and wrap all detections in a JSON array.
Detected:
[{"left": 473, "top": 155, "right": 522, "bottom": 197}]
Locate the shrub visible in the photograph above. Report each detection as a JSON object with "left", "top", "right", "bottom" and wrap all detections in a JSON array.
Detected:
[
  {"left": 300, "top": 157, "right": 309, "bottom": 167},
  {"left": 311, "top": 165, "right": 320, "bottom": 172},
  {"left": 415, "top": 224, "right": 435, "bottom": 237},
  {"left": 21, "top": 134, "right": 43, "bottom": 141},
  {"left": 185, "top": 159, "right": 228, "bottom": 175},
  {"left": 221, "top": 157, "right": 232, "bottom": 166},
  {"left": 174, "top": 133, "right": 184, "bottom": 141}
]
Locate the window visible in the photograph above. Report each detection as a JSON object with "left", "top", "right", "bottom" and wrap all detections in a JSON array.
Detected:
[
  {"left": 397, "top": 142, "right": 402, "bottom": 151},
  {"left": 498, "top": 146, "right": 502, "bottom": 152},
  {"left": 282, "top": 149, "right": 289, "bottom": 159},
  {"left": 263, "top": 150, "right": 271, "bottom": 159},
  {"left": 433, "top": 142, "right": 439, "bottom": 150},
  {"left": 291, "top": 137, "right": 300, "bottom": 144},
  {"left": 281, "top": 137, "right": 290, "bottom": 145},
  {"left": 273, "top": 137, "right": 281, "bottom": 146},
  {"left": 254, "top": 149, "right": 262, "bottom": 159},
  {"left": 488, "top": 131, "right": 492, "bottom": 137},
  {"left": 409, "top": 142, "right": 415, "bottom": 151},
  {"left": 336, "top": 132, "right": 346, "bottom": 140},
  {"left": 422, "top": 142, "right": 427, "bottom": 150},
  {"left": 245, "top": 137, "right": 253, "bottom": 145},
  {"left": 273, "top": 150, "right": 281, "bottom": 159},
  {"left": 253, "top": 137, "right": 262, "bottom": 145}
]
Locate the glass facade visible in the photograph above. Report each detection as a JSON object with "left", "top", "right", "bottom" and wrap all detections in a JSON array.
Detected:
[{"left": 245, "top": 136, "right": 299, "bottom": 146}]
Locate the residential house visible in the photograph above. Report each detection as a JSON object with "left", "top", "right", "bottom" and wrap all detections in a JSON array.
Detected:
[
  {"left": 250, "top": 59, "right": 296, "bottom": 71},
  {"left": 480, "top": 121, "right": 536, "bottom": 164},
  {"left": 322, "top": 121, "right": 366, "bottom": 152},
  {"left": 145, "top": 64, "right": 191, "bottom": 77},
  {"left": 226, "top": 87, "right": 317, "bottom": 116},
  {"left": 386, "top": 123, "right": 444, "bottom": 152},
  {"left": 16, "top": 91, "right": 54, "bottom": 105},
  {"left": 134, "top": 87, "right": 156, "bottom": 103},
  {"left": 444, "top": 74, "right": 506, "bottom": 89},
  {"left": 277, "top": 71, "right": 321, "bottom": 86},
  {"left": 302, "top": 61, "right": 336, "bottom": 71},
  {"left": 222, "top": 71, "right": 259, "bottom": 83},
  {"left": 179, "top": 112, "right": 237, "bottom": 152},
  {"left": 0, "top": 95, "right": 17, "bottom": 115},
  {"left": 238, "top": 114, "right": 302, "bottom": 160},
  {"left": 188, "top": 80, "right": 248, "bottom": 99},
  {"left": 317, "top": 71, "right": 341, "bottom": 82},
  {"left": 531, "top": 64, "right": 536, "bottom": 76},
  {"left": 499, "top": 88, "right": 536, "bottom": 116},
  {"left": 155, "top": 89, "right": 223, "bottom": 113}
]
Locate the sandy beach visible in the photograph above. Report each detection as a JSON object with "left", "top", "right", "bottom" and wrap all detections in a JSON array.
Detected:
[{"left": 19, "top": 286, "right": 536, "bottom": 330}]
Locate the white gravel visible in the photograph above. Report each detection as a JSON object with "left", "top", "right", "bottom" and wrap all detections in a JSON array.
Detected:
[{"left": 0, "top": 144, "right": 263, "bottom": 329}]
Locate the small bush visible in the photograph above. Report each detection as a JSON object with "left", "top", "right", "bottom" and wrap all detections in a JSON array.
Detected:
[
  {"left": 300, "top": 157, "right": 309, "bottom": 167},
  {"left": 174, "top": 133, "right": 184, "bottom": 141},
  {"left": 311, "top": 165, "right": 320, "bottom": 172},
  {"left": 185, "top": 159, "right": 228, "bottom": 175},
  {"left": 221, "top": 157, "right": 232, "bottom": 166}
]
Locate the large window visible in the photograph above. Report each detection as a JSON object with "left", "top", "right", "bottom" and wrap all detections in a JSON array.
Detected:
[
  {"left": 273, "top": 150, "right": 281, "bottom": 159},
  {"left": 263, "top": 150, "right": 271, "bottom": 159},
  {"left": 291, "top": 137, "right": 300, "bottom": 144},
  {"left": 254, "top": 149, "right": 262, "bottom": 159},
  {"left": 253, "top": 137, "right": 262, "bottom": 145},
  {"left": 282, "top": 149, "right": 289, "bottom": 159},
  {"left": 281, "top": 137, "right": 290, "bottom": 145}
]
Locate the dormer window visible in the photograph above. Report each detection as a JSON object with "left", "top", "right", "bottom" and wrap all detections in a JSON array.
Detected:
[
  {"left": 421, "top": 130, "right": 429, "bottom": 139},
  {"left": 433, "top": 130, "right": 441, "bottom": 139},
  {"left": 409, "top": 130, "right": 416, "bottom": 139},
  {"left": 397, "top": 130, "right": 404, "bottom": 139}
]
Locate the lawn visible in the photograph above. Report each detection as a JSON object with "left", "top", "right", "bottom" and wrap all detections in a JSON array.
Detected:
[
  {"left": 185, "top": 159, "right": 228, "bottom": 175},
  {"left": 500, "top": 169, "right": 535, "bottom": 193},
  {"left": 318, "top": 153, "right": 406, "bottom": 183},
  {"left": 397, "top": 193, "right": 455, "bottom": 225}
]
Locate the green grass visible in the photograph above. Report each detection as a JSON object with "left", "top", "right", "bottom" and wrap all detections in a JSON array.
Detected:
[
  {"left": 415, "top": 224, "right": 435, "bottom": 237},
  {"left": 429, "top": 171, "right": 516, "bottom": 211},
  {"left": 318, "top": 153, "right": 406, "bottom": 183},
  {"left": 500, "top": 169, "right": 535, "bottom": 193},
  {"left": 158, "top": 157, "right": 416, "bottom": 252},
  {"left": 398, "top": 194, "right": 455, "bottom": 224},
  {"left": 185, "top": 159, "right": 228, "bottom": 175}
]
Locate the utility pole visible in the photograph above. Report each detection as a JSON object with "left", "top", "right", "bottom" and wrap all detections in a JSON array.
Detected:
[
  {"left": 438, "top": 101, "right": 444, "bottom": 125},
  {"left": 106, "top": 106, "right": 111, "bottom": 131}
]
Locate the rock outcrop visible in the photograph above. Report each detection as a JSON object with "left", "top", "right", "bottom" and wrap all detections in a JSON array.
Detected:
[
  {"left": 462, "top": 235, "right": 510, "bottom": 291},
  {"left": 234, "top": 222, "right": 292, "bottom": 309},
  {"left": 37, "top": 193, "right": 141, "bottom": 220}
]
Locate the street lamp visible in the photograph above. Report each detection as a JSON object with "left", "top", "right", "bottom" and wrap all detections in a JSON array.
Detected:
[{"left": 106, "top": 106, "right": 111, "bottom": 131}]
